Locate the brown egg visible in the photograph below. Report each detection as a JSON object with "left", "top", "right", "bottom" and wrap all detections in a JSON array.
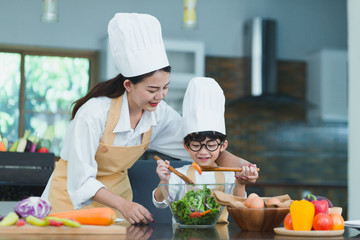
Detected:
[
  {"left": 267, "top": 197, "right": 281, "bottom": 205},
  {"left": 243, "top": 193, "right": 258, "bottom": 207},
  {"left": 244, "top": 193, "right": 265, "bottom": 208}
]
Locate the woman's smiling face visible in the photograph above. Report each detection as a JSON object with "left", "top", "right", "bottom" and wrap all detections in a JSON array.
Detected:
[{"left": 125, "top": 70, "right": 170, "bottom": 112}]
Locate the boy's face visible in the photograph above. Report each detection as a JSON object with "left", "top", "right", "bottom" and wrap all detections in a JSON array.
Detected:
[{"left": 184, "top": 137, "right": 228, "bottom": 167}]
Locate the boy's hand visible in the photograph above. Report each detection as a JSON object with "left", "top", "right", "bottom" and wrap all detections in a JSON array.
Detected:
[
  {"left": 156, "top": 160, "right": 171, "bottom": 183},
  {"left": 235, "top": 163, "right": 258, "bottom": 184}
]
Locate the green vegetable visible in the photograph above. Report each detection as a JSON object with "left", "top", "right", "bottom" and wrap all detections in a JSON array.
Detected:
[
  {"left": 37, "top": 139, "right": 51, "bottom": 151},
  {"left": 46, "top": 217, "right": 81, "bottom": 228},
  {"left": 43, "top": 125, "right": 55, "bottom": 142},
  {"left": 16, "top": 130, "right": 30, "bottom": 152},
  {"left": 0, "top": 212, "right": 19, "bottom": 226},
  {"left": 26, "top": 215, "right": 49, "bottom": 226},
  {"left": 171, "top": 185, "right": 220, "bottom": 225},
  {"left": 9, "top": 140, "right": 19, "bottom": 152}
]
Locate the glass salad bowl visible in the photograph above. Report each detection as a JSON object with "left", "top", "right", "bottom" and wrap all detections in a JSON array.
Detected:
[{"left": 158, "top": 183, "right": 235, "bottom": 228}]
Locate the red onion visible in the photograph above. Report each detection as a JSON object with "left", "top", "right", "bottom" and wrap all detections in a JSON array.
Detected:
[
  {"left": 204, "top": 195, "right": 212, "bottom": 209},
  {"left": 14, "top": 197, "right": 51, "bottom": 219}
]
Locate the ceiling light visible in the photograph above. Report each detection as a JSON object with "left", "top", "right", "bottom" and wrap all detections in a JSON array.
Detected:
[
  {"left": 183, "top": 0, "right": 197, "bottom": 29},
  {"left": 41, "top": 0, "right": 58, "bottom": 23}
]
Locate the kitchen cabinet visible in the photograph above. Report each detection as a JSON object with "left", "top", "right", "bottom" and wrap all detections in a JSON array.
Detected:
[
  {"left": 0, "top": 152, "right": 54, "bottom": 187},
  {"left": 306, "top": 49, "right": 348, "bottom": 122}
]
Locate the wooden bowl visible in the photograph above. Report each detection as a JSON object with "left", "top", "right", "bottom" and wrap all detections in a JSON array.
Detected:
[{"left": 227, "top": 207, "right": 289, "bottom": 232}]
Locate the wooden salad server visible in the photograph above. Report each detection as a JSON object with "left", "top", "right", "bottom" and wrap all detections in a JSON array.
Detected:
[
  {"left": 191, "top": 162, "right": 260, "bottom": 175},
  {"left": 153, "top": 155, "right": 194, "bottom": 184}
]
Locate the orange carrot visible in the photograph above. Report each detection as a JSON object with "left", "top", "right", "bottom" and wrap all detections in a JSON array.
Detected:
[
  {"left": 49, "top": 207, "right": 116, "bottom": 226},
  {"left": 0, "top": 142, "right": 5, "bottom": 151},
  {"left": 200, "top": 209, "right": 211, "bottom": 216},
  {"left": 192, "top": 162, "right": 202, "bottom": 175}
]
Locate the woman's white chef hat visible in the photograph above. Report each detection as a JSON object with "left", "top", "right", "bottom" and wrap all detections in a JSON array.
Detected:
[
  {"left": 182, "top": 77, "right": 226, "bottom": 138},
  {"left": 108, "top": 13, "right": 169, "bottom": 77}
]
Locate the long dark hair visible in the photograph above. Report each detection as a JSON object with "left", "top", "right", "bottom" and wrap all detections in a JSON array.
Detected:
[{"left": 71, "top": 66, "right": 171, "bottom": 119}]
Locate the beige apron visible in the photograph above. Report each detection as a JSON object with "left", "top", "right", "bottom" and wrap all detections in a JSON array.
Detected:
[
  {"left": 186, "top": 166, "right": 229, "bottom": 224},
  {"left": 48, "top": 96, "right": 152, "bottom": 218}
]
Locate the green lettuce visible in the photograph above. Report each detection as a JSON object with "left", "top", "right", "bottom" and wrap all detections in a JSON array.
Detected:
[{"left": 171, "top": 185, "right": 221, "bottom": 225}]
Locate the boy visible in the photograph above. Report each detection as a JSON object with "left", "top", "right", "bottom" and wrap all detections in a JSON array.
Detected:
[{"left": 152, "top": 77, "right": 258, "bottom": 223}]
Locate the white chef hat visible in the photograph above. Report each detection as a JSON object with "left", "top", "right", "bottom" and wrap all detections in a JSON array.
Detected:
[
  {"left": 182, "top": 77, "right": 226, "bottom": 138},
  {"left": 108, "top": 13, "right": 169, "bottom": 77}
]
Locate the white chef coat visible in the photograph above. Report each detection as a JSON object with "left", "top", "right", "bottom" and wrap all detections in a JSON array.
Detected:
[
  {"left": 42, "top": 91, "right": 192, "bottom": 209},
  {"left": 152, "top": 165, "right": 235, "bottom": 209}
]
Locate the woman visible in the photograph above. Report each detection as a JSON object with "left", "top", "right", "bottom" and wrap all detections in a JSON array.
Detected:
[{"left": 42, "top": 13, "right": 258, "bottom": 225}]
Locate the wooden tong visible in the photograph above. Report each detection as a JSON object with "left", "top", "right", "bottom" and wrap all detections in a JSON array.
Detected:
[
  {"left": 192, "top": 162, "right": 260, "bottom": 174},
  {"left": 153, "top": 155, "right": 194, "bottom": 184}
]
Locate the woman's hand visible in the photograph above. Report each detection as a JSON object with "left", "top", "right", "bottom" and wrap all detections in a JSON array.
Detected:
[
  {"left": 235, "top": 163, "right": 258, "bottom": 184},
  {"left": 118, "top": 199, "right": 154, "bottom": 225},
  {"left": 156, "top": 159, "right": 171, "bottom": 183}
]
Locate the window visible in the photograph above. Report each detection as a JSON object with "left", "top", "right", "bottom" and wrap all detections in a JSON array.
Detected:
[{"left": 0, "top": 45, "right": 98, "bottom": 156}]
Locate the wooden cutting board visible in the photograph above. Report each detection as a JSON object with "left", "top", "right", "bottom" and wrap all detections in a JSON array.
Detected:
[{"left": 0, "top": 224, "right": 126, "bottom": 235}]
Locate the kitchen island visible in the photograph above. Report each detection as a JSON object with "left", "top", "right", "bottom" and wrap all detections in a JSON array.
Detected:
[{"left": 0, "top": 222, "right": 358, "bottom": 239}]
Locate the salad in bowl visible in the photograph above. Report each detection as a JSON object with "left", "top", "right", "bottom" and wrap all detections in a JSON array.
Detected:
[{"left": 158, "top": 183, "right": 235, "bottom": 228}]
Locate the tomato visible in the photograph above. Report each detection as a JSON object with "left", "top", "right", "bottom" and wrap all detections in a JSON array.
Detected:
[
  {"left": 329, "top": 213, "right": 344, "bottom": 230},
  {"left": 312, "top": 213, "right": 332, "bottom": 230},
  {"left": 16, "top": 219, "right": 26, "bottom": 226},
  {"left": 38, "top": 147, "right": 49, "bottom": 153},
  {"left": 190, "top": 212, "right": 201, "bottom": 218},
  {"left": 284, "top": 213, "right": 293, "bottom": 230}
]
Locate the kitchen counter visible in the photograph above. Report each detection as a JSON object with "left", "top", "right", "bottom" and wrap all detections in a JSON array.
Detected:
[{"left": 0, "top": 222, "right": 359, "bottom": 240}]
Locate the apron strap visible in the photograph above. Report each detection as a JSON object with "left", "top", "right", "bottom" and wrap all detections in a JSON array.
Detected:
[
  {"left": 101, "top": 95, "right": 152, "bottom": 146},
  {"left": 101, "top": 96, "right": 123, "bottom": 145}
]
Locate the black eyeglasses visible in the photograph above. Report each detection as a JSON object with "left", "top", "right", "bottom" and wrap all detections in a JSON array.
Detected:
[{"left": 188, "top": 140, "right": 223, "bottom": 152}]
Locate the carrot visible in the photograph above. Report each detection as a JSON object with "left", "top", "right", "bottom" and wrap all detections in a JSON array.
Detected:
[
  {"left": 49, "top": 207, "right": 116, "bottom": 226},
  {"left": 0, "top": 142, "right": 5, "bottom": 151},
  {"left": 200, "top": 209, "right": 211, "bottom": 216}
]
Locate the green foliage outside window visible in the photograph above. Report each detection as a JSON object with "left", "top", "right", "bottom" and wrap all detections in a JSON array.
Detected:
[{"left": 0, "top": 53, "right": 90, "bottom": 156}]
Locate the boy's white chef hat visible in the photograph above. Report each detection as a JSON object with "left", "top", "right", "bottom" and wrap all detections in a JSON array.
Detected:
[
  {"left": 182, "top": 77, "right": 226, "bottom": 138},
  {"left": 108, "top": 13, "right": 169, "bottom": 77}
]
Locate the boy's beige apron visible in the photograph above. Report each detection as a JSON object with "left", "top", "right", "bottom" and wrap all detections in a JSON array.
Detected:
[
  {"left": 186, "top": 166, "right": 228, "bottom": 223},
  {"left": 48, "top": 96, "right": 152, "bottom": 218}
]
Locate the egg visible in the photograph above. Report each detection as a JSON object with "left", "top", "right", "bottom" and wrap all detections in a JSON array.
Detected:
[
  {"left": 244, "top": 193, "right": 265, "bottom": 208},
  {"left": 266, "top": 197, "right": 281, "bottom": 205}
]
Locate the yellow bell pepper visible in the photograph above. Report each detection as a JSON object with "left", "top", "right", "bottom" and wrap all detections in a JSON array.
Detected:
[{"left": 290, "top": 199, "right": 315, "bottom": 231}]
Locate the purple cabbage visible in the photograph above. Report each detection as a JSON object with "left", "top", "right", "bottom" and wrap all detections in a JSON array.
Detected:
[
  {"left": 204, "top": 195, "right": 212, "bottom": 209},
  {"left": 14, "top": 197, "right": 51, "bottom": 218}
]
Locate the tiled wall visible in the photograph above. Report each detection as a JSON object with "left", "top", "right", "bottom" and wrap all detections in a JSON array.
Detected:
[{"left": 206, "top": 56, "right": 348, "bottom": 217}]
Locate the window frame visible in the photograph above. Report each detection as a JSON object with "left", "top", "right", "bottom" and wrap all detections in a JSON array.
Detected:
[{"left": 0, "top": 44, "right": 99, "bottom": 138}]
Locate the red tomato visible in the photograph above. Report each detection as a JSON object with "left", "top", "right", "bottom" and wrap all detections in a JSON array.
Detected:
[
  {"left": 16, "top": 219, "right": 26, "bottom": 226},
  {"left": 190, "top": 212, "right": 201, "bottom": 218},
  {"left": 329, "top": 213, "right": 344, "bottom": 230},
  {"left": 284, "top": 213, "right": 293, "bottom": 230},
  {"left": 38, "top": 147, "right": 49, "bottom": 153},
  {"left": 313, "top": 213, "right": 332, "bottom": 230}
]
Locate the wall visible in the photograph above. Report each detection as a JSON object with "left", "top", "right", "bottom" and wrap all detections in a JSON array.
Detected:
[
  {"left": 348, "top": 0, "right": 360, "bottom": 220},
  {"left": 0, "top": 0, "right": 346, "bottom": 60},
  {"left": 206, "top": 57, "right": 348, "bottom": 218}
]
